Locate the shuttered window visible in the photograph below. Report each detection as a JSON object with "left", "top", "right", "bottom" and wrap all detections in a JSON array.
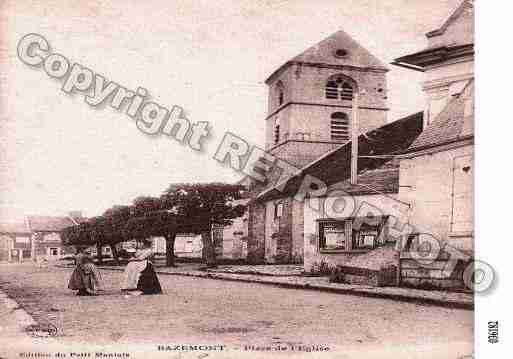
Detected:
[
  {"left": 325, "top": 81, "right": 339, "bottom": 99},
  {"left": 330, "top": 112, "right": 350, "bottom": 142},
  {"left": 274, "top": 125, "right": 280, "bottom": 145},
  {"left": 325, "top": 77, "right": 354, "bottom": 101}
]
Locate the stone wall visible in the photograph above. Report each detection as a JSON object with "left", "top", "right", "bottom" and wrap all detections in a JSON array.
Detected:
[
  {"left": 247, "top": 196, "right": 304, "bottom": 265},
  {"left": 291, "top": 199, "right": 304, "bottom": 263},
  {"left": 398, "top": 143, "right": 473, "bottom": 252},
  {"left": 399, "top": 252, "right": 470, "bottom": 290},
  {"left": 303, "top": 194, "right": 407, "bottom": 272},
  {"left": 263, "top": 197, "right": 293, "bottom": 263},
  {"left": 267, "top": 64, "right": 388, "bottom": 115},
  {"left": 247, "top": 201, "right": 266, "bottom": 264},
  {"left": 0, "top": 234, "right": 14, "bottom": 261},
  {"left": 221, "top": 208, "right": 249, "bottom": 259}
]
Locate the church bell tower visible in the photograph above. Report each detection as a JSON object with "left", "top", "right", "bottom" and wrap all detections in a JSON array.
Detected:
[{"left": 264, "top": 30, "right": 389, "bottom": 167}]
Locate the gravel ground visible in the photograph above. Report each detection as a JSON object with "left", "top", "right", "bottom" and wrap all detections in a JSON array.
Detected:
[{"left": 0, "top": 263, "right": 473, "bottom": 358}]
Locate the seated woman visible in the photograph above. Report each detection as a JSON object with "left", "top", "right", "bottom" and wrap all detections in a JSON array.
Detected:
[
  {"left": 121, "top": 240, "right": 162, "bottom": 295},
  {"left": 68, "top": 247, "right": 102, "bottom": 296}
]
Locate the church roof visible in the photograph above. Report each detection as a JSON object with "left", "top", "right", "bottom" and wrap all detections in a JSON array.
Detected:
[
  {"left": 406, "top": 79, "right": 473, "bottom": 153},
  {"left": 266, "top": 30, "right": 388, "bottom": 84},
  {"left": 256, "top": 111, "right": 424, "bottom": 202},
  {"left": 330, "top": 166, "right": 400, "bottom": 196}
]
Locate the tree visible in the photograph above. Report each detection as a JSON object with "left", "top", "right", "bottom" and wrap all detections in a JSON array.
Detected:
[
  {"left": 130, "top": 196, "right": 180, "bottom": 266},
  {"left": 162, "top": 183, "right": 246, "bottom": 268},
  {"left": 62, "top": 206, "right": 134, "bottom": 265},
  {"left": 62, "top": 184, "right": 246, "bottom": 268},
  {"left": 62, "top": 198, "right": 182, "bottom": 267},
  {"left": 126, "top": 195, "right": 212, "bottom": 267},
  {"left": 101, "top": 205, "right": 134, "bottom": 264},
  {"left": 61, "top": 221, "right": 94, "bottom": 247},
  {"left": 123, "top": 208, "right": 179, "bottom": 266},
  {"left": 61, "top": 216, "right": 110, "bottom": 264}
]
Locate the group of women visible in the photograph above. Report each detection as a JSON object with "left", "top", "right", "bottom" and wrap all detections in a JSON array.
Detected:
[{"left": 67, "top": 240, "right": 162, "bottom": 296}]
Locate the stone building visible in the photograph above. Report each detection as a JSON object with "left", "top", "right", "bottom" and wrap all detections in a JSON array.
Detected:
[
  {"left": 255, "top": 112, "right": 424, "bottom": 270},
  {"left": 0, "top": 213, "right": 86, "bottom": 262},
  {"left": 392, "top": 0, "right": 474, "bottom": 289},
  {"left": 27, "top": 214, "right": 86, "bottom": 261},
  {"left": 392, "top": 0, "right": 474, "bottom": 128},
  {"left": 302, "top": 163, "right": 406, "bottom": 274},
  {"left": 0, "top": 221, "right": 32, "bottom": 262},
  {"left": 247, "top": 29, "right": 390, "bottom": 264},
  {"left": 218, "top": 198, "right": 250, "bottom": 260},
  {"left": 174, "top": 199, "right": 250, "bottom": 260}
]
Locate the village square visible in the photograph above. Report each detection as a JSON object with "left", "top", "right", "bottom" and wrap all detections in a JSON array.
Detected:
[{"left": 1, "top": 1, "right": 475, "bottom": 358}]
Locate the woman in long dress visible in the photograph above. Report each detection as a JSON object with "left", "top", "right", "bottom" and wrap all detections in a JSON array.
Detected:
[
  {"left": 68, "top": 247, "right": 102, "bottom": 296},
  {"left": 121, "top": 240, "right": 162, "bottom": 295}
]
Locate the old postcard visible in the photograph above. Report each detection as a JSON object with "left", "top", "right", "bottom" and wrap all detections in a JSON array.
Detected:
[{"left": 0, "top": 0, "right": 503, "bottom": 358}]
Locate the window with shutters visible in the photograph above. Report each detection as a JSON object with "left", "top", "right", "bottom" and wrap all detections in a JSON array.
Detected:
[
  {"left": 330, "top": 112, "right": 350, "bottom": 142},
  {"left": 274, "top": 125, "right": 280, "bottom": 145},
  {"left": 318, "top": 216, "right": 388, "bottom": 252},
  {"left": 325, "top": 76, "right": 354, "bottom": 101},
  {"left": 274, "top": 201, "right": 283, "bottom": 220}
]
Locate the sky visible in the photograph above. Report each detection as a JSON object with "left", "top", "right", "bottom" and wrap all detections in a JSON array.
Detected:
[{"left": 0, "top": 0, "right": 461, "bottom": 221}]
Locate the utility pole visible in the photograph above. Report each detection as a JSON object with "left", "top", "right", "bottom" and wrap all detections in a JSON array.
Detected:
[{"left": 350, "top": 91, "right": 360, "bottom": 185}]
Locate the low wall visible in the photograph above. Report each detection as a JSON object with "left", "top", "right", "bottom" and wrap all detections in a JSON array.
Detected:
[{"left": 399, "top": 252, "right": 470, "bottom": 290}]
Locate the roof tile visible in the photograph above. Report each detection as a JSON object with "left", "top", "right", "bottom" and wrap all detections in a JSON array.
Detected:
[
  {"left": 27, "top": 215, "right": 77, "bottom": 232},
  {"left": 408, "top": 79, "right": 473, "bottom": 151}
]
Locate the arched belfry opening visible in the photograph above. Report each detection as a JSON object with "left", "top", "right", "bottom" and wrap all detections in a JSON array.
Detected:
[{"left": 325, "top": 74, "right": 357, "bottom": 101}]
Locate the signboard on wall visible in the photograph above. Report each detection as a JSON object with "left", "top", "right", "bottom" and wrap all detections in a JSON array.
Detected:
[{"left": 323, "top": 222, "right": 346, "bottom": 250}]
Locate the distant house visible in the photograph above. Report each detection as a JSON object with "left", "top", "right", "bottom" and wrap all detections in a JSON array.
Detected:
[
  {"left": 88, "top": 245, "right": 114, "bottom": 258},
  {"left": 0, "top": 221, "right": 32, "bottom": 262},
  {"left": 0, "top": 213, "right": 86, "bottom": 262},
  {"left": 164, "top": 200, "right": 250, "bottom": 261},
  {"left": 26, "top": 213, "right": 86, "bottom": 261},
  {"left": 120, "top": 235, "right": 203, "bottom": 259},
  {"left": 174, "top": 234, "right": 203, "bottom": 258},
  {"left": 158, "top": 198, "right": 250, "bottom": 261}
]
